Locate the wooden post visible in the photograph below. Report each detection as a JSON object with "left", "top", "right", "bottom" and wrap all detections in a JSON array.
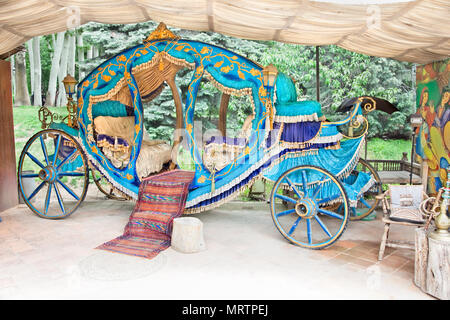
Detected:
[
  {"left": 420, "top": 161, "right": 429, "bottom": 193},
  {"left": 0, "top": 59, "right": 18, "bottom": 212},
  {"left": 315, "top": 46, "right": 320, "bottom": 102},
  {"left": 218, "top": 93, "right": 230, "bottom": 137},
  {"left": 166, "top": 76, "right": 184, "bottom": 168},
  {"left": 410, "top": 132, "right": 416, "bottom": 185},
  {"left": 166, "top": 76, "right": 184, "bottom": 133}
]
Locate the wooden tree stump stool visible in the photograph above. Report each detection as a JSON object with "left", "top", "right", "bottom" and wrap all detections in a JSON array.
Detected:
[
  {"left": 171, "top": 217, "right": 205, "bottom": 253},
  {"left": 415, "top": 227, "right": 450, "bottom": 300}
]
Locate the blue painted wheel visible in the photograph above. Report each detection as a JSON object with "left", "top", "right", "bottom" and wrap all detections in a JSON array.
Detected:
[
  {"left": 270, "top": 165, "right": 349, "bottom": 249},
  {"left": 17, "top": 129, "right": 89, "bottom": 219}
]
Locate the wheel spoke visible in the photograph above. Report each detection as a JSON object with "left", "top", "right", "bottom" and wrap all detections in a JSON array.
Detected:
[
  {"left": 276, "top": 208, "right": 296, "bottom": 218},
  {"left": 58, "top": 171, "right": 85, "bottom": 177},
  {"left": 312, "top": 177, "right": 326, "bottom": 199},
  {"left": 301, "top": 170, "right": 308, "bottom": 194},
  {"left": 53, "top": 134, "right": 62, "bottom": 166},
  {"left": 317, "top": 194, "right": 341, "bottom": 205},
  {"left": 21, "top": 173, "right": 39, "bottom": 178},
  {"left": 44, "top": 184, "right": 52, "bottom": 215},
  {"left": 275, "top": 194, "right": 297, "bottom": 204},
  {"left": 56, "top": 148, "right": 78, "bottom": 170},
  {"left": 314, "top": 215, "right": 332, "bottom": 237},
  {"left": 26, "top": 152, "right": 45, "bottom": 169},
  {"left": 318, "top": 208, "right": 344, "bottom": 220},
  {"left": 284, "top": 176, "right": 302, "bottom": 199},
  {"left": 359, "top": 197, "right": 371, "bottom": 208},
  {"left": 27, "top": 181, "right": 46, "bottom": 201},
  {"left": 306, "top": 219, "right": 312, "bottom": 244},
  {"left": 53, "top": 183, "right": 65, "bottom": 215},
  {"left": 56, "top": 179, "right": 80, "bottom": 200},
  {"left": 288, "top": 217, "right": 302, "bottom": 236},
  {"left": 39, "top": 135, "right": 49, "bottom": 165}
]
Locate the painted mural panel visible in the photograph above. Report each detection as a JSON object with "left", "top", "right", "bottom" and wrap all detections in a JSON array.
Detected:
[{"left": 415, "top": 59, "right": 450, "bottom": 194}]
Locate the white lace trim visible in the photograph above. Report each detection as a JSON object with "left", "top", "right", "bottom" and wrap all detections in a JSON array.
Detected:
[
  {"left": 274, "top": 114, "right": 326, "bottom": 123},
  {"left": 309, "top": 132, "right": 343, "bottom": 144}
]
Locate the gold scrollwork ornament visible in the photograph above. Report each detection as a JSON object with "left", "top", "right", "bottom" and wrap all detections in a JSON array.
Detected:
[
  {"left": 362, "top": 97, "right": 376, "bottom": 114},
  {"left": 38, "top": 107, "right": 53, "bottom": 129},
  {"left": 66, "top": 98, "right": 78, "bottom": 128}
]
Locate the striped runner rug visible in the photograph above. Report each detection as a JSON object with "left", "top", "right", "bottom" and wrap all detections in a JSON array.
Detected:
[{"left": 97, "top": 170, "right": 195, "bottom": 259}]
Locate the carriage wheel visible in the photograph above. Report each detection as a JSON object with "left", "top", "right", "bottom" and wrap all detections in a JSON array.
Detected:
[
  {"left": 270, "top": 165, "right": 349, "bottom": 249},
  {"left": 349, "top": 159, "right": 382, "bottom": 221},
  {"left": 91, "top": 169, "right": 128, "bottom": 201},
  {"left": 17, "top": 129, "right": 89, "bottom": 219}
]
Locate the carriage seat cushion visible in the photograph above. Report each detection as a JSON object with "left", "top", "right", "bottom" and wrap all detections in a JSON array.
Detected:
[
  {"left": 92, "top": 100, "right": 133, "bottom": 119},
  {"left": 93, "top": 116, "right": 149, "bottom": 143},
  {"left": 275, "top": 73, "right": 298, "bottom": 103},
  {"left": 274, "top": 73, "right": 324, "bottom": 122},
  {"left": 275, "top": 100, "right": 324, "bottom": 121},
  {"left": 93, "top": 116, "right": 172, "bottom": 179}
]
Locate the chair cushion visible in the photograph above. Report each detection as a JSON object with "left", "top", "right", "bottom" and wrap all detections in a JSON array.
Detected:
[
  {"left": 389, "top": 185, "right": 424, "bottom": 208},
  {"left": 388, "top": 185, "right": 425, "bottom": 223}
]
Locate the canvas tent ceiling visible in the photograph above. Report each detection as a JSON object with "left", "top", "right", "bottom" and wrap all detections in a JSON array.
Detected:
[{"left": 0, "top": 0, "right": 449, "bottom": 64}]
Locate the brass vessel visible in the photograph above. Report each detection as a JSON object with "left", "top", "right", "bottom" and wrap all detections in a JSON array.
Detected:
[{"left": 430, "top": 170, "right": 450, "bottom": 241}]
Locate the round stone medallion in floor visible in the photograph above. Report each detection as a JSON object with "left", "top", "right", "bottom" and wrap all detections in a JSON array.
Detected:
[{"left": 78, "top": 251, "right": 167, "bottom": 281}]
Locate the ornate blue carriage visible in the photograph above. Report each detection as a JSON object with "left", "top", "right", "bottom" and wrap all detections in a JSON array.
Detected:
[{"left": 18, "top": 24, "right": 390, "bottom": 249}]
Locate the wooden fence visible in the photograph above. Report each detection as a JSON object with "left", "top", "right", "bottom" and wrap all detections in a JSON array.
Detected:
[{"left": 365, "top": 159, "right": 421, "bottom": 176}]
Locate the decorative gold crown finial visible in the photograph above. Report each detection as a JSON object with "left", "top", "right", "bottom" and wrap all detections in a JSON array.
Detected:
[{"left": 143, "top": 22, "right": 179, "bottom": 43}]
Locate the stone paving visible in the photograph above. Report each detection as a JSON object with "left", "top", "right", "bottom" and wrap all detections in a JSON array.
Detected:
[{"left": 0, "top": 190, "right": 434, "bottom": 299}]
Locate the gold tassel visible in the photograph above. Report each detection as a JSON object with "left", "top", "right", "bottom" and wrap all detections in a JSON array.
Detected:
[
  {"left": 266, "top": 100, "right": 274, "bottom": 130},
  {"left": 210, "top": 168, "right": 216, "bottom": 194}
]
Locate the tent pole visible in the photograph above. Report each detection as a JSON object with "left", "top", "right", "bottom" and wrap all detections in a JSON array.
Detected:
[{"left": 315, "top": 46, "right": 320, "bottom": 102}]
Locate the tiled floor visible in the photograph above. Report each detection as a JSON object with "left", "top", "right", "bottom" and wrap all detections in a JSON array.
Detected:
[{"left": 0, "top": 191, "right": 435, "bottom": 299}]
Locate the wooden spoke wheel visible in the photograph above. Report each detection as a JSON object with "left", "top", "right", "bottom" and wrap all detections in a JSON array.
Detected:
[
  {"left": 17, "top": 129, "right": 89, "bottom": 219},
  {"left": 270, "top": 165, "right": 350, "bottom": 250},
  {"left": 91, "top": 168, "right": 128, "bottom": 201},
  {"left": 348, "top": 159, "right": 382, "bottom": 221}
]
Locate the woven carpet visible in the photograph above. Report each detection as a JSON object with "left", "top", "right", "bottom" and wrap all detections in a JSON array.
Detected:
[{"left": 97, "top": 170, "right": 195, "bottom": 259}]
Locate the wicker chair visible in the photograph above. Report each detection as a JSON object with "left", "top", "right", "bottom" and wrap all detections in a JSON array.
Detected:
[{"left": 376, "top": 185, "right": 430, "bottom": 260}]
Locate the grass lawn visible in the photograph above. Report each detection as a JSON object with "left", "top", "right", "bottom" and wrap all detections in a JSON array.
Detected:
[
  {"left": 13, "top": 105, "right": 68, "bottom": 167},
  {"left": 364, "top": 137, "right": 412, "bottom": 161},
  {"left": 12, "top": 105, "right": 413, "bottom": 200}
]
